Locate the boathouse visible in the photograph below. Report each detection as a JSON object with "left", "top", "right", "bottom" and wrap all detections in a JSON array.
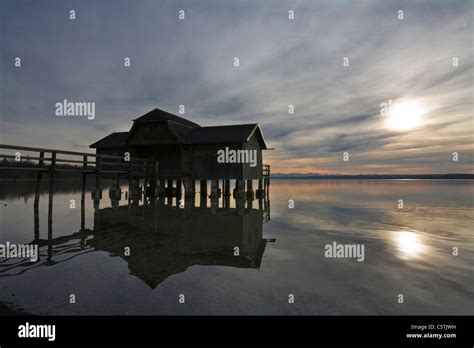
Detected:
[{"left": 90, "top": 108, "right": 270, "bottom": 180}]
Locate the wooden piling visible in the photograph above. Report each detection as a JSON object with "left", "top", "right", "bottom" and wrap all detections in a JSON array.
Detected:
[
  {"left": 95, "top": 156, "right": 101, "bottom": 197},
  {"left": 246, "top": 179, "right": 254, "bottom": 200},
  {"left": 159, "top": 178, "right": 166, "bottom": 197},
  {"left": 143, "top": 161, "right": 147, "bottom": 196},
  {"left": 185, "top": 179, "right": 195, "bottom": 196},
  {"left": 234, "top": 179, "right": 245, "bottom": 199},
  {"left": 256, "top": 179, "right": 264, "bottom": 198},
  {"left": 34, "top": 152, "right": 45, "bottom": 240},
  {"left": 128, "top": 159, "right": 133, "bottom": 205},
  {"left": 200, "top": 193, "right": 207, "bottom": 208},
  {"left": 200, "top": 179, "right": 207, "bottom": 196},
  {"left": 34, "top": 152, "right": 45, "bottom": 206},
  {"left": 152, "top": 162, "right": 159, "bottom": 198},
  {"left": 47, "top": 152, "right": 56, "bottom": 249},
  {"left": 176, "top": 178, "right": 182, "bottom": 197},
  {"left": 80, "top": 156, "right": 87, "bottom": 229},
  {"left": 167, "top": 179, "right": 173, "bottom": 197},
  {"left": 210, "top": 179, "right": 219, "bottom": 198},
  {"left": 224, "top": 179, "right": 231, "bottom": 196}
]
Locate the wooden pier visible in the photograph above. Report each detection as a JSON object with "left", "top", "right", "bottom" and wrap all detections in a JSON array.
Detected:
[{"left": 0, "top": 144, "right": 271, "bottom": 205}]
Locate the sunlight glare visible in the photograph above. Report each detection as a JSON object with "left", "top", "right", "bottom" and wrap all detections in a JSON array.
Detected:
[
  {"left": 387, "top": 101, "right": 424, "bottom": 131},
  {"left": 393, "top": 230, "right": 424, "bottom": 259}
]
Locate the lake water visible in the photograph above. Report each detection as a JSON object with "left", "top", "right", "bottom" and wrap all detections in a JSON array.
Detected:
[{"left": 0, "top": 179, "right": 473, "bottom": 315}]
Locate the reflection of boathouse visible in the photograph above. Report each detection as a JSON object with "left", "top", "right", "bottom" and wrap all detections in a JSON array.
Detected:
[
  {"left": 0, "top": 184, "right": 273, "bottom": 290},
  {"left": 90, "top": 204, "right": 270, "bottom": 288}
]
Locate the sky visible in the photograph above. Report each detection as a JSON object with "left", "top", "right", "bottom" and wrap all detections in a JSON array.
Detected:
[{"left": 0, "top": 0, "right": 472, "bottom": 174}]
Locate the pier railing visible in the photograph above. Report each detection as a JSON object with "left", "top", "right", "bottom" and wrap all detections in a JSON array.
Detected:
[
  {"left": 0, "top": 145, "right": 267, "bottom": 181},
  {"left": 0, "top": 144, "right": 195, "bottom": 179},
  {"left": 0, "top": 144, "right": 158, "bottom": 176}
]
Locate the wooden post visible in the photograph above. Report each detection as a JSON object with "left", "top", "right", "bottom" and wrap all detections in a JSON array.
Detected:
[
  {"left": 236, "top": 194, "right": 245, "bottom": 215},
  {"left": 159, "top": 178, "right": 166, "bottom": 198},
  {"left": 210, "top": 179, "right": 219, "bottom": 198},
  {"left": 200, "top": 193, "right": 207, "bottom": 208},
  {"left": 185, "top": 178, "right": 195, "bottom": 196},
  {"left": 256, "top": 179, "right": 264, "bottom": 198},
  {"left": 153, "top": 161, "right": 159, "bottom": 198},
  {"left": 81, "top": 155, "right": 87, "bottom": 229},
  {"left": 33, "top": 199, "right": 40, "bottom": 243},
  {"left": 128, "top": 159, "right": 132, "bottom": 206},
  {"left": 210, "top": 196, "right": 218, "bottom": 214},
  {"left": 176, "top": 178, "right": 182, "bottom": 197},
  {"left": 34, "top": 152, "right": 45, "bottom": 206},
  {"left": 200, "top": 180, "right": 207, "bottom": 196},
  {"left": 246, "top": 197, "right": 253, "bottom": 211},
  {"left": 223, "top": 191, "right": 230, "bottom": 209},
  {"left": 267, "top": 165, "right": 271, "bottom": 186},
  {"left": 185, "top": 192, "right": 195, "bottom": 211},
  {"left": 167, "top": 179, "right": 173, "bottom": 197},
  {"left": 48, "top": 152, "right": 56, "bottom": 250},
  {"left": 34, "top": 152, "right": 44, "bottom": 240},
  {"left": 233, "top": 179, "right": 238, "bottom": 195},
  {"left": 95, "top": 156, "right": 102, "bottom": 203},
  {"left": 234, "top": 179, "right": 245, "bottom": 199},
  {"left": 48, "top": 152, "right": 56, "bottom": 195},
  {"left": 115, "top": 174, "right": 120, "bottom": 190},
  {"left": 265, "top": 165, "right": 271, "bottom": 198},
  {"left": 210, "top": 181, "right": 218, "bottom": 213},
  {"left": 143, "top": 161, "right": 147, "bottom": 198},
  {"left": 224, "top": 179, "right": 231, "bottom": 196},
  {"left": 246, "top": 179, "right": 254, "bottom": 200}
]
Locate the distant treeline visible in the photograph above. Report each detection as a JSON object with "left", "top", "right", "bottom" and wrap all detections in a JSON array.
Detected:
[
  {"left": 0, "top": 158, "right": 84, "bottom": 179},
  {"left": 0, "top": 159, "right": 120, "bottom": 180},
  {"left": 271, "top": 173, "right": 474, "bottom": 179}
]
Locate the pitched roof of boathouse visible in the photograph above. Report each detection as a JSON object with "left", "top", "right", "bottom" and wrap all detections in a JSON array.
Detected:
[
  {"left": 89, "top": 131, "right": 129, "bottom": 149},
  {"left": 188, "top": 124, "right": 267, "bottom": 149},
  {"left": 133, "top": 108, "right": 201, "bottom": 128},
  {"left": 90, "top": 108, "right": 268, "bottom": 149}
]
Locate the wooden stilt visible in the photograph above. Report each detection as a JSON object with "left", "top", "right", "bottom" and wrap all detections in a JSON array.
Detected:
[
  {"left": 176, "top": 178, "right": 182, "bottom": 197},
  {"left": 34, "top": 151, "right": 44, "bottom": 240},
  {"left": 210, "top": 179, "right": 219, "bottom": 198},
  {"left": 128, "top": 159, "right": 132, "bottom": 206},
  {"left": 234, "top": 179, "right": 245, "bottom": 199},
  {"left": 246, "top": 179, "right": 254, "bottom": 200},
  {"left": 224, "top": 179, "right": 231, "bottom": 196},
  {"left": 47, "top": 152, "right": 56, "bottom": 259}
]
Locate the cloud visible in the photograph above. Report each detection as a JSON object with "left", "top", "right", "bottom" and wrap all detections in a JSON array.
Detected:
[{"left": 0, "top": 0, "right": 472, "bottom": 173}]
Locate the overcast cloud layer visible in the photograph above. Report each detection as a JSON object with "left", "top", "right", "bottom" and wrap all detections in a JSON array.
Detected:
[{"left": 1, "top": 0, "right": 472, "bottom": 174}]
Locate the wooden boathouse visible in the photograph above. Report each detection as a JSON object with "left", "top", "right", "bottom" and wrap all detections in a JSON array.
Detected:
[{"left": 89, "top": 107, "right": 271, "bottom": 199}]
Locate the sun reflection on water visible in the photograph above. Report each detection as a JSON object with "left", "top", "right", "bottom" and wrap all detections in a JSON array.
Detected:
[{"left": 393, "top": 230, "right": 425, "bottom": 259}]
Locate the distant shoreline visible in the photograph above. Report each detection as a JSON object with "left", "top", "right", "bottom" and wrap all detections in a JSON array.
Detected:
[
  {"left": 271, "top": 174, "right": 474, "bottom": 180},
  {"left": 0, "top": 174, "right": 473, "bottom": 181}
]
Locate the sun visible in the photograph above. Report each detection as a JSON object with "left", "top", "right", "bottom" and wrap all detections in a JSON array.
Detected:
[{"left": 387, "top": 101, "right": 424, "bottom": 131}]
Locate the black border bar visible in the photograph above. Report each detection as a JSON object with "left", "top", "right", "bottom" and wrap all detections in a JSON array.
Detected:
[{"left": 0, "top": 315, "right": 472, "bottom": 346}]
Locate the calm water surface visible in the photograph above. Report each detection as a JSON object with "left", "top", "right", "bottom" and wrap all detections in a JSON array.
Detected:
[{"left": 0, "top": 179, "right": 473, "bottom": 315}]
